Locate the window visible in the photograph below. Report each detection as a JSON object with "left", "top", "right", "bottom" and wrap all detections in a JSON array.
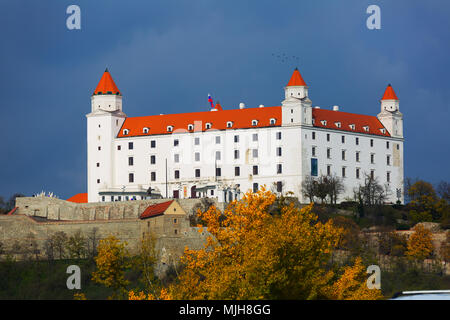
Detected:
[
  {"left": 167, "top": 126, "right": 173, "bottom": 132},
  {"left": 342, "top": 167, "right": 346, "bottom": 178},
  {"left": 143, "top": 127, "right": 149, "bottom": 134},
  {"left": 276, "top": 132, "right": 282, "bottom": 140},
  {"left": 234, "top": 135, "right": 239, "bottom": 143},
  {"left": 205, "top": 123, "right": 212, "bottom": 129},
  {"left": 174, "top": 154, "right": 179, "bottom": 163},
  {"left": 321, "top": 120, "right": 327, "bottom": 126},
  {"left": 102, "top": 196, "right": 105, "bottom": 202},
  {"left": 128, "top": 142, "right": 133, "bottom": 150},
  {"left": 277, "top": 164, "right": 282, "bottom": 174},
  {"left": 356, "top": 151, "right": 360, "bottom": 162},
  {"left": 227, "top": 121, "right": 233, "bottom": 128},
  {"left": 326, "top": 133, "right": 330, "bottom": 142},
  {"left": 349, "top": 124, "right": 355, "bottom": 131},
  {"left": 195, "top": 152, "right": 200, "bottom": 162},
  {"left": 117, "top": 145, "right": 121, "bottom": 151},
  {"left": 335, "top": 122, "right": 341, "bottom": 128},
  {"left": 194, "top": 137, "right": 200, "bottom": 145},
  {"left": 363, "top": 126, "right": 370, "bottom": 132},
  {"left": 215, "top": 167, "right": 221, "bottom": 177},
  {"left": 216, "top": 151, "right": 221, "bottom": 160},
  {"left": 270, "top": 118, "right": 276, "bottom": 125},
  {"left": 253, "top": 165, "right": 258, "bottom": 175},
  {"left": 371, "top": 153, "right": 375, "bottom": 164},
  {"left": 174, "top": 229, "right": 178, "bottom": 235},
  {"left": 129, "top": 173, "right": 134, "bottom": 183},
  {"left": 96, "top": 162, "right": 100, "bottom": 167},
  {"left": 386, "top": 141, "right": 390, "bottom": 149},
  {"left": 188, "top": 124, "right": 194, "bottom": 131},
  {"left": 387, "top": 171, "right": 391, "bottom": 183},
  {"left": 356, "top": 168, "right": 360, "bottom": 179},
  {"left": 312, "top": 132, "right": 316, "bottom": 140},
  {"left": 276, "top": 181, "right": 282, "bottom": 193},
  {"left": 253, "top": 183, "right": 259, "bottom": 193},
  {"left": 387, "top": 155, "right": 391, "bottom": 166},
  {"left": 174, "top": 170, "right": 180, "bottom": 179},
  {"left": 252, "top": 120, "right": 258, "bottom": 126},
  {"left": 396, "top": 144, "right": 400, "bottom": 150},
  {"left": 341, "top": 135, "right": 345, "bottom": 143},
  {"left": 123, "top": 129, "right": 129, "bottom": 135},
  {"left": 195, "top": 169, "right": 200, "bottom": 178},
  {"left": 235, "top": 166, "right": 240, "bottom": 176},
  {"left": 151, "top": 172, "right": 156, "bottom": 181},
  {"left": 356, "top": 137, "right": 359, "bottom": 145},
  {"left": 210, "top": 190, "right": 214, "bottom": 196},
  {"left": 252, "top": 133, "right": 258, "bottom": 141},
  {"left": 253, "top": 149, "right": 258, "bottom": 158},
  {"left": 327, "top": 165, "right": 331, "bottom": 176},
  {"left": 370, "top": 139, "right": 374, "bottom": 147},
  {"left": 276, "top": 147, "right": 282, "bottom": 157},
  {"left": 97, "top": 179, "right": 100, "bottom": 184},
  {"left": 312, "top": 146, "right": 316, "bottom": 157},
  {"left": 311, "top": 158, "right": 318, "bottom": 176},
  {"left": 216, "top": 136, "right": 221, "bottom": 144},
  {"left": 151, "top": 140, "right": 156, "bottom": 148},
  {"left": 327, "top": 148, "right": 331, "bottom": 159},
  {"left": 174, "top": 139, "right": 179, "bottom": 147},
  {"left": 234, "top": 149, "right": 239, "bottom": 159},
  {"left": 370, "top": 170, "right": 375, "bottom": 180},
  {"left": 128, "top": 157, "right": 133, "bottom": 166},
  {"left": 342, "top": 150, "right": 346, "bottom": 161},
  {"left": 98, "top": 146, "right": 101, "bottom": 151}
]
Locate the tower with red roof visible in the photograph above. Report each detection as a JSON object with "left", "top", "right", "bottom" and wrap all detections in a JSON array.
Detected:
[
  {"left": 282, "top": 68, "right": 313, "bottom": 127},
  {"left": 377, "top": 84, "right": 403, "bottom": 138}
]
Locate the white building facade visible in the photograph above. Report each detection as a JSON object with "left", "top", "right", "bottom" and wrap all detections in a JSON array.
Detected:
[{"left": 86, "top": 68, "right": 404, "bottom": 204}]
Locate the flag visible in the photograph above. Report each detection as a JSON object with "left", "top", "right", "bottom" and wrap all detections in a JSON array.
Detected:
[{"left": 208, "top": 94, "right": 214, "bottom": 108}]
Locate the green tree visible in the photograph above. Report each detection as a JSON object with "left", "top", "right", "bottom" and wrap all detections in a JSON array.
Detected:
[{"left": 66, "top": 230, "right": 87, "bottom": 259}]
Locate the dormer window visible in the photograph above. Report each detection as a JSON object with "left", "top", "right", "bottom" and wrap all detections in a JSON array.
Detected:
[
  {"left": 226, "top": 121, "right": 233, "bottom": 128},
  {"left": 349, "top": 124, "right": 355, "bottom": 130},
  {"left": 269, "top": 118, "right": 276, "bottom": 125},
  {"left": 321, "top": 120, "right": 327, "bottom": 126},
  {"left": 363, "top": 126, "right": 369, "bottom": 132},
  {"left": 123, "top": 129, "right": 129, "bottom": 135},
  {"left": 335, "top": 122, "right": 341, "bottom": 128},
  {"left": 380, "top": 128, "right": 386, "bottom": 134},
  {"left": 167, "top": 125, "right": 173, "bottom": 132},
  {"left": 205, "top": 122, "right": 212, "bottom": 129},
  {"left": 188, "top": 124, "right": 194, "bottom": 131},
  {"left": 143, "top": 127, "right": 149, "bottom": 134},
  {"left": 252, "top": 120, "right": 258, "bottom": 126}
]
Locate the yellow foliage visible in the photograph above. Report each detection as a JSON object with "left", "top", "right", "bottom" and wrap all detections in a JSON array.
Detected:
[
  {"left": 73, "top": 292, "right": 87, "bottom": 300},
  {"left": 406, "top": 225, "right": 434, "bottom": 260},
  {"left": 91, "top": 235, "right": 131, "bottom": 298},
  {"left": 168, "top": 187, "right": 349, "bottom": 300},
  {"left": 128, "top": 288, "right": 172, "bottom": 300},
  {"left": 325, "top": 257, "right": 383, "bottom": 300}
]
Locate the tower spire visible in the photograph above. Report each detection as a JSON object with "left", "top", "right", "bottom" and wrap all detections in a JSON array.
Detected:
[
  {"left": 93, "top": 69, "right": 121, "bottom": 96},
  {"left": 287, "top": 67, "right": 307, "bottom": 87}
]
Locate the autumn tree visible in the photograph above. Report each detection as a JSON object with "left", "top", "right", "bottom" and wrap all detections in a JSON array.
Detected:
[
  {"left": 92, "top": 235, "right": 131, "bottom": 299},
  {"left": 167, "top": 187, "right": 379, "bottom": 300},
  {"left": 378, "top": 231, "right": 407, "bottom": 257},
  {"left": 324, "top": 257, "right": 383, "bottom": 300},
  {"left": 408, "top": 180, "right": 449, "bottom": 223},
  {"left": 406, "top": 224, "right": 434, "bottom": 260},
  {"left": 66, "top": 230, "right": 87, "bottom": 259},
  {"left": 439, "top": 232, "right": 450, "bottom": 263},
  {"left": 133, "top": 232, "right": 159, "bottom": 297}
]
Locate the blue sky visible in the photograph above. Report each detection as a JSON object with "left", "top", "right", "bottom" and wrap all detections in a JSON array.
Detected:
[{"left": 0, "top": 0, "right": 449, "bottom": 200}]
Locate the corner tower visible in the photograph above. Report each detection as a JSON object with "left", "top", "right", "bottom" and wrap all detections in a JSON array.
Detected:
[
  {"left": 86, "top": 69, "right": 126, "bottom": 203},
  {"left": 282, "top": 68, "right": 312, "bottom": 126},
  {"left": 377, "top": 84, "right": 403, "bottom": 138}
]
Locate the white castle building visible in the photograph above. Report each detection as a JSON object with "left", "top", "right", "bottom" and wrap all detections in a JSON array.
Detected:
[{"left": 83, "top": 68, "right": 404, "bottom": 204}]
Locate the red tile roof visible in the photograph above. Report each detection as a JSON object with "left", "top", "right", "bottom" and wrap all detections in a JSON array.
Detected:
[
  {"left": 93, "top": 69, "right": 121, "bottom": 96},
  {"left": 140, "top": 200, "right": 174, "bottom": 219},
  {"left": 6, "top": 207, "right": 18, "bottom": 215},
  {"left": 117, "top": 106, "right": 281, "bottom": 138},
  {"left": 67, "top": 193, "right": 88, "bottom": 203},
  {"left": 312, "top": 108, "right": 390, "bottom": 137},
  {"left": 287, "top": 68, "right": 307, "bottom": 87},
  {"left": 381, "top": 84, "right": 398, "bottom": 100}
]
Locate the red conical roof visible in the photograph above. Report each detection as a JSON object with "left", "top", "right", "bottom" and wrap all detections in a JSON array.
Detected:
[
  {"left": 93, "top": 68, "right": 121, "bottom": 96},
  {"left": 381, "top": 84, "right": 398, "bottom": 100},
  {"left": 214, "top": 102, "right": 223, "bottom": 111},
  {"left": 287, "top": 68, "right": 307, "bottom": 86}
]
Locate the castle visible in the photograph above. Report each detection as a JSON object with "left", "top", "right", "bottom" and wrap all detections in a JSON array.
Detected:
[{"left": 82, "top": 68, "right": 404, "bottom": 204}]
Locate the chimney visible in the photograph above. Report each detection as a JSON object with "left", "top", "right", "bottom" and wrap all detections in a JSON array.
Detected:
[
  {"left": 239, "top": 103, "right": 245, "bottom": 109},
  {"left": 333, "top": 105, "right": 339, "bottom": 111},
  {"left": 259, "top": 104, "right": 264, "bottom": 108},
  {"left": 314, "top": 106, "right": 320, "bottom": 109}
]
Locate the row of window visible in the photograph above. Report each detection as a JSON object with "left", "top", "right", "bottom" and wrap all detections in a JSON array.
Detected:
[
  {"left": 313, "top": 121, "right": 387, "bottom": 135},
  {"left": 124, "top": 163, "right": 284, "bottom": 183},
  {"left": 311, "top": 131, "right": 398, "bottom": 150},
  {"left": 313, "top": 148, "right": 392, "bottom": 165},
  {"left": 122, "top": 119, "right": 279, "bottom": 136},
  {"left": 312, "top": 163, "right": 392, "bottom": 182}
]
